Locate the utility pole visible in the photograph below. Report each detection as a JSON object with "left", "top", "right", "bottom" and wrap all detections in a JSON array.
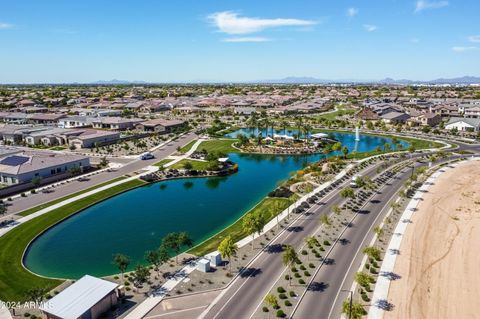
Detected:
[{"left": 341, "top": 289, "right": 353, "bottom": 319}]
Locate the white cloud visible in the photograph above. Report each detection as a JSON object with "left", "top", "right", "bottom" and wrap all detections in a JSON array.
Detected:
[
  {"left": 0, "top": 23, "right": 13, "bottom": 30},
  {"left": 414, "top": 1, "right": 448, "bottom": 13},
  {"left": 468, "top": 35, "right": 480, "bottom": 43},
  {"left": 347, "top": 7, "right": 358, "bottom": 18},
  {"left": 363, "top": 24, "right": 377, "bottom": 32},
  {"left": 223, "top": 37, "right": 271, "bottom": 43},
  {"left": 452, "top": 46, "right": 478, "bottom": 52},
  {"left": 207, "top": 11, "right": 316, "bottom": 35}
]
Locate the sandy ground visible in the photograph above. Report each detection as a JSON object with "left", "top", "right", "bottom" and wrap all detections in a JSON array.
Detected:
[{"left": 386, "top": 160, "right": 480, "bottom": 319}]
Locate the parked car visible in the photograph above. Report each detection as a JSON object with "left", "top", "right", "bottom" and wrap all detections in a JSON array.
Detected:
[{"left": 140, "top": 152, "right": 155, "bottom": 160}]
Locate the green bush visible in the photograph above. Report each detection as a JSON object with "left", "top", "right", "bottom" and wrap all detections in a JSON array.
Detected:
[
  {"left": 289, "top": 291, "right": 296, "bottom": 297},
  {"left": 285, "top": 300, "right": 292, "bottom": 307},
  {"left": 278, "top": 293, "right": 287, "bottom": 299},
  {"left": 294, "top": 272, "right": 301, "bottom": 278},
  {"left": 304, "top": 271, "right": 311, "bottom": 276},
  {"left": 309, "top": 263, "right": 315, "bottom": 268},
  {"left": 284, "top": 274, "right": 290, "bottom": 280},
  {"left": 276, "top": 310, "right": 286, "bottom": 318},
  {"left": 262, "top": 306, "right": 269, "bottom": 312},
  {"left": 291, "top": 267, "right": 298, "bottom": 272},
  {"left": 323, "top": 240, "right": 331, "bottom": 246},
  {"left": 300, "top": 265, "right": 306, "bottom": 270},
  {"left": 277, "top": 287, "right": 286, "bottom": 293},
  {"left": 301, "top": 250, "right": 307, "bottom": 255},
  {"left": 299, "top": 279, "right": 306, "bottom": 284}
]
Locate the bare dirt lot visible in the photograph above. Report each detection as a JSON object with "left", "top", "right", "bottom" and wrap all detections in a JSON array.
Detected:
[{"left": 386, "top": 160, "right": 480, "bottom": 319}]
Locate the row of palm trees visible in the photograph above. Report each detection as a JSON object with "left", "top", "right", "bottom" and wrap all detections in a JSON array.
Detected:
[{"left": 246, "top": 115, "right": 314, "bottom": 141}]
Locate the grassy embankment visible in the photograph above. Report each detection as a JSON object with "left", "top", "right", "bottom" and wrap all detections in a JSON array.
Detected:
[
  {"left": 17, "top": 176, "right": 128, "bottom": 217},
  {"left": 0, "top": 178, "right": 147, "bottom": 302},
  {"left": 188, "top": 195, "right": 297, "bottom": 256}
]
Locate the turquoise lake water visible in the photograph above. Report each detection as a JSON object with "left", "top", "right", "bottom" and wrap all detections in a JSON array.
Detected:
[{"left": 24, "top": 130, "right": 408, "bottom": 279}]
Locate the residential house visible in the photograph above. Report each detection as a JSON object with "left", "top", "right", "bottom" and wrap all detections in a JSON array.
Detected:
[
  {"left": 92, "top": 117, "right": 143, "bottom": 130},
  {"left": 136, "top": 119, "right": 186, "bottom": 133},
  {"left": 445, "top": 117, "right": 480, "bottom": 132}
]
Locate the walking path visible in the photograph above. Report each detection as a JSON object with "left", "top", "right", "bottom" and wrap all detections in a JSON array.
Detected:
[
  {"left": 368, "top": 157, "right": 478, "bottom": 319},
  {"left": 163, "top": 139, "right": 204, "bottom": 168}
]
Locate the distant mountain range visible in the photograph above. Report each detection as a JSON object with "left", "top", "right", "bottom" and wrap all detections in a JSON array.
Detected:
[
  {"left": 89, "top": 76, "right": 480, "bottom": 85},
  {"left": 92, "top": 79, "right": 148, "bottom": 85},
  {"left": 261, "top": 76, "right": 480, "bottom": 85}
]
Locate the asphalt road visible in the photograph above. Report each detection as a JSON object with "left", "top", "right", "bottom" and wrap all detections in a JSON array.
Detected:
[
  {"left": 200, "top": 143, "right": 480, "bottom": 319},
  {"left": 4, "top": 132, "right": 198, "bottom": 214},
  {"left": 292, "top": 160, "right": 422, "bottom": 319},
  {"left": 199, "top": 158, "right": 402, "bottom": 319}
]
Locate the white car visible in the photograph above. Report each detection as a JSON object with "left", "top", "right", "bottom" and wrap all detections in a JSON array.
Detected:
[{"left": 140, "top": 152, "right": 155, "bottom": 160}]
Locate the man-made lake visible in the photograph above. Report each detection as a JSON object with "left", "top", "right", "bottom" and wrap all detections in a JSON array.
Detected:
[{"left": 24, "top": 130, "right": 408, "bottom": 279}]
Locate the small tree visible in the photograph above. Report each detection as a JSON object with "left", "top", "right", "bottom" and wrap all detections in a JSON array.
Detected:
[
  {"left": 363, "top": 246, "right": 381, "bottom": 261},
  {"left": 264, "top": 293, "right": 279, "bottom": 313},
  {"left": 355, "top": 271, "right": 374, "bottom": 289},
  {"left": 218, "top": 235, "right": 238, "bottom": 274},
  {"left": 0, "top": 204, "right": 6, "bottom": 216},
  {"left": 183, "top": 161, "right": 193, "bottom": 170},
  {"left": 340, "top": 187, "right": 355, "bottom": 199},
  {"left": 31, "top": 176, "right": 42, "bottom": 187},
  {"left": 25, "top": 287, "right": 48, "bottom": 302},
  {"left": 341, "top": 300, "right": 366, "bottom": 319},
  {"left": 305, "top": 236, "right": 319, "bottom": 248},
  {"left": 113, "top": 254, "right": 130, "bottom": 281},
  {"left": 331, "top": 205, "right": 341, "bottom": 215},
  {"left": 373, "top": 226, "right": 384, "bottom": 239},
  {"left": 282, "top": 245, "right": 298, "bottom": 286},
  {"left": 342, "top": 146, "right": 349, "bottom": 159},
  {"left": 242, "top": 212, "right": 264, "bottom": 250},
  {"left": 100, "top": 156, "right": 109, "bottom": 168},
  {"left": 132, "top": 264, "right": 150, "bottom": 288},
  {"left": 320, "top": 214, "right": 332, "bottom": 228}
]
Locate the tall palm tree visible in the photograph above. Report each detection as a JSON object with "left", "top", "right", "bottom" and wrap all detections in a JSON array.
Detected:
[{"left": 282, "top": 245, "right": 298, "bottom": 286}]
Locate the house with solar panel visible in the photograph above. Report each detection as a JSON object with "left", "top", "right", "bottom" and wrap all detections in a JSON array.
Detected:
[{"left": 0, "top": 150, "right": 90, "bottom": 185}]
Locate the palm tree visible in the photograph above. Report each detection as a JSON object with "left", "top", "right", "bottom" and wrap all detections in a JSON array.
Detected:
[
  {"left": 320, "top": 214, "right": 332, "bottom": 228},
  {"left": 355, "top": 271, "right": 374, "bottom": 290},
  {"left": 390, "top": 202, "right": 401, "bottom": 213},
  {"left": 373, "top": 225, "right": 384, "bottom": 239},
  {"left": 331, "top": 205, "right": 341, "bottom": 215},
  {"left": 218, "top": 235, "right": 238, "bottom": 274},
  {"left": 282, "top": 245, "right": 298, "bottom": 286}
]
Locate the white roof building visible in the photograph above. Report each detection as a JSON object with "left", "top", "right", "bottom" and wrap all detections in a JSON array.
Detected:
[{"left": 40, "top": 275, "right": 119, "bottom": 319}]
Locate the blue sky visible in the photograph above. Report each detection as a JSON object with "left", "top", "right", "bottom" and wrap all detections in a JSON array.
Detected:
[{"left": 0, "top": 0, "right": 479, "bottom": 83}]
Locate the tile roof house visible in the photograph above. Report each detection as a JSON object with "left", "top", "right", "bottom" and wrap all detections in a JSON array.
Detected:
[
  {"left": 136, "top": 118, "right": 186, "bottom": 133},
  {"left": 92, "top": 117, "right": 143, "bottom": 130}
]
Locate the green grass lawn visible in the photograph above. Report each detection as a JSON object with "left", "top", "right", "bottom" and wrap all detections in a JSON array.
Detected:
[
  {"left": 197, "top": 139, "right": 239, "bottom": 154},
  {"left": 0, "top": 178, "right": 147, "bottom": 302},
  {"left": 179, "top": 140, "right": 197, "bottom": 153},
  {"left": 314, "top": 106, "right": 356, "bottom": 121},
  {"left": 153, "top": 158, "right": 173, "bottom": 167},
  {"left": 17, "top": 176, "right": 128, "bottom": 217},
  {"left": 170, "top": 159, "right": 211, "bottom": 170},
  {"left": 188, "top": 195, "right": 296, "bottom": 256}
]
